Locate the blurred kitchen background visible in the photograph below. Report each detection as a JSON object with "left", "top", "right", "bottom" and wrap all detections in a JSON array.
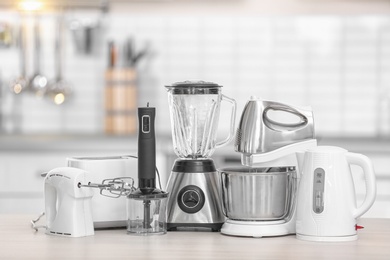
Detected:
[{"left": 0, "top": 0, "right": 389, "bottom": 217}]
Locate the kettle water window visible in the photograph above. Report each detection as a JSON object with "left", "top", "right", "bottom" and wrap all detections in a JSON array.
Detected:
[{"left": 312, "top": 168, "right": 325, "bottom": 214}]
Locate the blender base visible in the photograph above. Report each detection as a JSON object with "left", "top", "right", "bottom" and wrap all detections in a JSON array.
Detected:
[
  {"left": 221, "top": 219, "right": 295, "bottom": 238},
  {"left": 167, "top": 223, "right": 223, "bottom": 232},
  {"left": 165, "top": 159, "right": 225, "bottom": 232}
]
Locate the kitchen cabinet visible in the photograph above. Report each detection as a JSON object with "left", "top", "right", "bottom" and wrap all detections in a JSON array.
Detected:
[
  {"left": 1, "top": 135, "right": 389, "bottom": 218},
  {"left": 0, "top": 150, "right": 169, "bottom": 214},
  {"left": 0, "top": 135, "right": 170, "bottom": 214},
  {"left": 0, "top": 151, "right": 65, "bottom": 213}
]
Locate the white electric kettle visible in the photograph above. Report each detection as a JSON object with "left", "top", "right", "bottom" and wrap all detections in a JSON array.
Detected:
[{"left": 296, "top": 146, "right": 376, "bottom": 242}]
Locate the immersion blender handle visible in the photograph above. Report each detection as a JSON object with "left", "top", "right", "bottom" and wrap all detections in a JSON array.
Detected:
[
  {"left": 215, "top": 94, "right": 237, "bottom": 149},
  {"left": 138, "top": 104, "right": 156, "bottom": 194}
]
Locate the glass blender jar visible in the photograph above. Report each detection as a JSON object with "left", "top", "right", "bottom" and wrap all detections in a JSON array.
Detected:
[
  {"left": 166, "top": 81, "right": 236, "bottom": 158},
  {"left": 164, "top": 81, "right": 236, "bottom": 231}
]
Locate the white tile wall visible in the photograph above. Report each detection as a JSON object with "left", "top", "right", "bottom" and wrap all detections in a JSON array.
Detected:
[{"left": 1, "top": 12, "right": 390, "bottom": 138}]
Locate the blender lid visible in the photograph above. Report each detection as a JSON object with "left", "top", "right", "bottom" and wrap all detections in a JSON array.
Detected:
[{"left": 165, "top": 80, "right": 222, "bottom": 94}]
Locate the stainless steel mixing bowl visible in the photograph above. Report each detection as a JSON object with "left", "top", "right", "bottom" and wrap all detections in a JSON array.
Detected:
[{"left": 219, "top": 166, "right": 296, "bottom": 221}]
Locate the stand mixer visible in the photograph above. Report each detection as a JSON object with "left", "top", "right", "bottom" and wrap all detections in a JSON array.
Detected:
[
  {"left": 165, "top": 81, "right": 236, "bottom": 231},
  {"left": 220, "top": 96, "right": 317, "bottom": 237}
]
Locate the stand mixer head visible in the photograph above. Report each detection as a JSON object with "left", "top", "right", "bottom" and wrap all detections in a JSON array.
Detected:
[{"left": 235, "top": 96, "right": 315, "bottom": 165}]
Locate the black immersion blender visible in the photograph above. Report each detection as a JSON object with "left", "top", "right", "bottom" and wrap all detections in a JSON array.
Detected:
[
  {"left": 138, "top": 103, "right": 156, "bottom": 195},
  {"left": 127, "top": 103, "right": 168, "bottom": 235}
]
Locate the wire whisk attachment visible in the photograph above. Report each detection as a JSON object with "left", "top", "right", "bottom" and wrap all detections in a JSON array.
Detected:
[{"left": 79, "top": 177, "right": 136, "bottom": 198}]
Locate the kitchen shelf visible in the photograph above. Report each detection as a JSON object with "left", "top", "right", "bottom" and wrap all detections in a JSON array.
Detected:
[
  {"left": 0, "top": 133, "right": 138, "bottom": 152},
  {"left": 0, "top": 0, "right": 109, "bottom": 11},
  {"left": 1, "top": 133, "right": 389, "bottom": 153}
]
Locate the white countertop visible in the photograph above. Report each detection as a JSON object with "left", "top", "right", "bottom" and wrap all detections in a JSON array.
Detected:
[{"left": 1, "top": 215, "right": 389, "bottom": 259}]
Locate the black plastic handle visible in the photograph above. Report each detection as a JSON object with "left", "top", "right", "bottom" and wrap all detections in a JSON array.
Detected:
[{"left": 137, "top": 105, "right": 156, "bottom": 194}]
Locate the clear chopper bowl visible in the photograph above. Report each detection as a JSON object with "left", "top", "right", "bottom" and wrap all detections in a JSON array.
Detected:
[
  {"left": 127, "top": 191, "right": 168, "bottom": 236},
  {"left": 166, "top": 81, "right": 236, "bottom": 159}
]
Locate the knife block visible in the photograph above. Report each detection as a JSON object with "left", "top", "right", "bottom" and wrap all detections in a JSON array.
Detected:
[{"left": 105, "top": 68, "right": 137, "bottom": 135}]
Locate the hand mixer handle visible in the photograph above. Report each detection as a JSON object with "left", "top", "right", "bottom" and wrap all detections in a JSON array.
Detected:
[
  {"left": 215, "top": 94, "right": 237, "bottom": 149},
  {"left": 44, "top": 182, "right": 57, "bottom": 227},
  {"left": 263, "top": 101, "right": 312, "bottom": 131},
  {"left": 346, "top": 152, "right": 377, "bottom": 219}
]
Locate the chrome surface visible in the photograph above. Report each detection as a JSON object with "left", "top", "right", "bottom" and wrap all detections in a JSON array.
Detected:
[
  {"left": 235, "top": 98, "right": 315, "bottom": 154},
  {"left": 220, "top": 166, "right": 297, "bottom": 221},
  {"left": 165, "top": 169, "right": 225, "bottom": 226},
  {"left": 79, "top": 177, "right": 136, "bottom": 198}
]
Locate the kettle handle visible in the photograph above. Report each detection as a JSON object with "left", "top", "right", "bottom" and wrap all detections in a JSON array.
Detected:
[
  {"left": 263, "top": 102, "right": 311, "bottom": 131},
  {"left": 346, "top": 152, "right": 377, "bottom": 219},
  {"left": 215, "top": 94, "right": 237, "bottom": 149}
]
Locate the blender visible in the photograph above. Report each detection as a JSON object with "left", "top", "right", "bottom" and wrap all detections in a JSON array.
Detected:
[{"left": 165, "top": 81, "right": 236, "bottom": 231}]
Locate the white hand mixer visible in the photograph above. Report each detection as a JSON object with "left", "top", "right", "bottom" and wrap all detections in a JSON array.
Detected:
[{"left": 32, "top": 167, "right": 136, "bottom": 237}]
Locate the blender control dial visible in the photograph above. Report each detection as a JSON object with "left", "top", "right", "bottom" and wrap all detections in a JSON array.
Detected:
[{"left": 177, "top": 185, "right": 205, "bottom": 214}]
